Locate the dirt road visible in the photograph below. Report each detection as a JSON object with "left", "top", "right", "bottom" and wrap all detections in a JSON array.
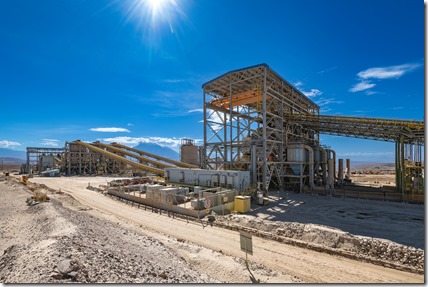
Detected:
[{"left": 28, "top": 176, "right": 423, "bottom": 283}]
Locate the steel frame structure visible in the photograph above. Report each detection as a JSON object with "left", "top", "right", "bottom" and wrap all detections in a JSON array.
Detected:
[
  {"left": 202, "top": 64, "right": 425, "bottom": 195},
  {"left": 284, "top": 113, "right": 425, "bottom": 194},
  {"left": 26, "top": 147, "right": 65, "bottom": 174},
  {"left": 202, "top": 64, "right": 320, "bottom": 193}
]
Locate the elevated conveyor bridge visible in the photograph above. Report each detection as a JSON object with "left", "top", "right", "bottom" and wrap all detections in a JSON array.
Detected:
[
  {"left": 284, "top": 113, "right": 424, "bottom": 195},
  {"left": 283, "top": 113, "right": 424, "bottom": 144}
]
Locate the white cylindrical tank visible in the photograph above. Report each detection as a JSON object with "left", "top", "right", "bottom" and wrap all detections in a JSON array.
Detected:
[{"left": 287, "top": 144, "right": 308, "bottom": 175}]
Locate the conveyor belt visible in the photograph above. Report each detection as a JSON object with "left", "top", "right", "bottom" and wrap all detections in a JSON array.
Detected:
[
  {"left": 284, "top": 114, "right": 424, "bottom": 143},
  {"left": 111, "top": 143, "right": 199, "bottom": 169},
  {"left": 73, "top": 140, "right": 164, "bottom": 175},
  {"left": 93, "top": 142, "right": 175, "bottom": 169}
]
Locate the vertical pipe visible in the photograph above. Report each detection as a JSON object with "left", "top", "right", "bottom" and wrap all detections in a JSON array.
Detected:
[
  {"left": 304, "top": 145, "right": 315, "bottom": 189},
  {"left": 321, "top": 148, "right": 327, "bottom": 185},
  {"left": 26, "top": 148, "right": 30, "bottom": 174},
  {"left": 262, "top": 67, "right": 267, "bottom": 194},
  {"left": 229, "top": 78, "right": 233, "bottom": 169},
  {"left": 400, "top": 136, "right": 405, "bottom": 196},
  {"left": 327, "top": 158, "right": 334, "bottom": 194},
  {"left": 338, "top": 159, "right": 344, "bottom": 185},
  {"left": 251, "top": 144, "right": 257, "bottom": 185},
  {"left": 203, "top": 90, "right": 207, "bottom": 169},
  {"left": 346, "top": 158, "right": 351, "bottom": 178},
  {"left": 395, "top": 141, "right": 400, "bottom": 193}
]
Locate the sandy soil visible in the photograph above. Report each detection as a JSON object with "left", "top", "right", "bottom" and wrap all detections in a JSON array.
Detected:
[{"left": 1, "top": 175, "right": 424, "bottom": 283}]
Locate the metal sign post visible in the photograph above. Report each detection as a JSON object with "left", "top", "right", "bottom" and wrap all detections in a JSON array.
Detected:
[
  {"left": 240, "top": 231, "right": 259, "bottom": 283},
  {"left": 240, "top": 230, "right": 253, "bottom": 255}
]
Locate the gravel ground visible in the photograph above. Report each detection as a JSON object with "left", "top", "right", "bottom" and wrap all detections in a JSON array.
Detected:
[
  {"left": 1, "top": 175, "right": 424, "bottom": 283},
  {"left": 0, "top": 177, "right": 218, "bottom": 283}
]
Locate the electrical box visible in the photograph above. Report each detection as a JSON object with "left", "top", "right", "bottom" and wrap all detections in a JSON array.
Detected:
[{"left": 234, "top": 196, "right": 251, "bottom": 213}]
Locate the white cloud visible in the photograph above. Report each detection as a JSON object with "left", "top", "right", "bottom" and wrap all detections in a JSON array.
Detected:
[
  {"left": 127, "top": 123, "right": 134, "bottom": 127},
  {"left": 357, "top": 63, "right": 420, "bottom": 80},
  {"left": 301, "top": 88, "right": 323, "bottom": 97},
  {"left": 200, "top": 109, "right": 231, "bottom": 132},
  {"left": 365, "top": 90, "right": 377, "bottom": 95},
  {"left": 294, "top": 81, "right": 303, "bottom": 87},
  {"left": 188, "top": 108, "right": 203, "bottom": 113},
  {"left": 317, "top": 66, "right": 337, "bottom": 75},
  {"left": 349, "top": 81, "right": 376, "bottom": 92},
  {"left": 100, "top": 136, "right": 202, "bottom": 153},
  {"left": 41, "top": 139, "right": 59, "bottom": 147},
  {"left": 90, "top": 127, "right": 130, "bottom": 133},
  {"left": 0, "top": 140, "right": 21, "bottom": 148},
  {"left": 349, "top": 62, "right": 421, "bottom": 93},
  {"left": 163, "top": 79, "right": 184, "bottom": 83}
]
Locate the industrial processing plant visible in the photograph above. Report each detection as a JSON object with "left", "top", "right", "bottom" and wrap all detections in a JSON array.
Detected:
[
  {"left": 2, "top": 63, "right": 425, "bottom": 284},
  {"left": 24, "top": 64, "right": 424, "bottom": 205}
]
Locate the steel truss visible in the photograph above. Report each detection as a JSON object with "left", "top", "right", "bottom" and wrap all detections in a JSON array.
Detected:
[{"left": 202, "top": 64, "right": 320, "bottom": 194}]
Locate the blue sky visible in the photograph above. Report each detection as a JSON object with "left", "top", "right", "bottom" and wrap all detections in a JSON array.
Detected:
[{"left": 0, "top": 0, "right": 424, "bottom": 162}]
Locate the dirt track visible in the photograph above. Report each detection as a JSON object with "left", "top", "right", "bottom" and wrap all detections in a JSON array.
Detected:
[{"left": 22, "top": 176, "right": 423, "bottom": 283}]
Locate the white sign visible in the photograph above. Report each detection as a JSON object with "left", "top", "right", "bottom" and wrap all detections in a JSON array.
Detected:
[{"left": 240, "top": 230, "right": 253, "bottom": 255}]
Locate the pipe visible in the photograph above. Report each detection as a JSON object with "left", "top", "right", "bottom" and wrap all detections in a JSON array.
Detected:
[
  {"left": 327, "top": 158, "right": 334, "bottom": 193},
  {"left": 304, "top": 145, "right": 315, "bottom": 189},
  {"left": 325, "top": 149, "right": 336, "bottom": 181},
  {"left": 321, "top": 147, "right": 328, "bottom": 185},
  {"left": 346, "top": 158, "right": 351, "bottom": 178},
  {"left": 338, "top": 159, "right": 344, "bottom": 185}
]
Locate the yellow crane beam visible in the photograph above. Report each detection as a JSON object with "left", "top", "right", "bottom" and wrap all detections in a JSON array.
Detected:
[{"left": 211, "top": 90, "right": 271, "bottom": 108}]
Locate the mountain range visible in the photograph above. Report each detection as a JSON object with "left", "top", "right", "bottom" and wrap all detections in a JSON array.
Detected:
[{"left": 133, "top": 143, "right": 179, "bottom": 161}]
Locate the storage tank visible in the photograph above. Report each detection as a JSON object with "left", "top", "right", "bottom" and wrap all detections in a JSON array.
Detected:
[
  {"left": 180, "top": 139, "right": 199, "bottom": 166},
  {"left": 287, "top": 144, "right": 308, "bottom": 175}
]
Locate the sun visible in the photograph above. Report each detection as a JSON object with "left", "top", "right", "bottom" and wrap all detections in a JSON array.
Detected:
[
  {"left": 121, "top": 0, "right": 188, "bottom": 47},
  {"left": 143, "top": 0, "right": 176, "bottom": 21}
]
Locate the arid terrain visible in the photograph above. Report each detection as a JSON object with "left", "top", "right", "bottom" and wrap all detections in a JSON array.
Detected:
[{"left": 0, "top": 174, "right": 424, "bottom": 283}]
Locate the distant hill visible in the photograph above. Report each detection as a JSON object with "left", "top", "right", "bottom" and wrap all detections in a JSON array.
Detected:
[
  {"left": 0, "top": 148, "right": 26, "bottom": 159},
  {"left": 351, "top": 161, "right": 395, "bottom": 171},
  {"left": 133, "top": 143, "right": 179, "bottom": 161}
]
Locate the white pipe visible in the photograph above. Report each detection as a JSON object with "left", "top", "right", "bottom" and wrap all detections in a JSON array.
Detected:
[
  {"left": 346, "top": 158, "right": 351, "bottom": 178},
  {"left": 304, "top": 145, "right": 315, "bottom": 189},
  {"left": 325, "top": 148, "right": 336, "bottom": 182}
]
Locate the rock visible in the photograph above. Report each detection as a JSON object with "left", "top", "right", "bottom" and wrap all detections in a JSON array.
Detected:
[
  {"left": 57, "top": 259, "right": 73, "bottom": 274},
  {"left": 51, "top": 272, "right": 64, "bottom": 280},
  {"left": 68, "top": 271, "right": 78, "bottom": 279}
]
